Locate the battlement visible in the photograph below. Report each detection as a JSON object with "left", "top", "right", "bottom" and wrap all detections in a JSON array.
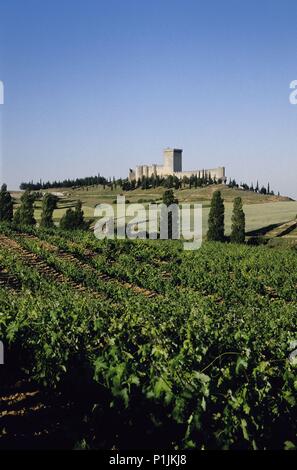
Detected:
[{"left": 128, "top": 148, "right": 226, "bottom": 182}]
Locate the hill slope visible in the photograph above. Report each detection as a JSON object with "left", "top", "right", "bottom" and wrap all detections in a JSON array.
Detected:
[
  {"left": 11, "top": 184, "right": 296, "bottom": 237},
  {"left": 12, "top": 183, "right": 291, "bottom": 205}
]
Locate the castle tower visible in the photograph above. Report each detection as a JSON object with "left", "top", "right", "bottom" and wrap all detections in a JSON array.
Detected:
[
  {"left": 163, "top": 148, "right": 182, "bottom": 174},
  {"left": 135, "top": 165, "right": 144, "bottom": 181}
]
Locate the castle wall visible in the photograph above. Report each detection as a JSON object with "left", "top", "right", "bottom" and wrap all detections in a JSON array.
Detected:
[
  {"left": 135, "top": 165, "right": 143, "bottom": 180},
  {"left": 143, "top": 165, "right": 149, "bottom": 178},
  {"left": 129, "top": 169, "right": 136, "bottom": 181},
  {"left": 129, "top": 149, "right": 226, "bottom": 182},
  {"left": 176, "top": 167, "right": 225, "bottom": 180}
]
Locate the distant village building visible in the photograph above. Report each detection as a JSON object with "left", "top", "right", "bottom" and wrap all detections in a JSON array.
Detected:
[{"left": 128, "top": 148, "right": 226, "bottom": 182}]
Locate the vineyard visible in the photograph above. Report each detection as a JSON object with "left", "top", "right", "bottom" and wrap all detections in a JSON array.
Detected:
[{"left": 0, "top": 223, "right": 297, "bottom": 449}]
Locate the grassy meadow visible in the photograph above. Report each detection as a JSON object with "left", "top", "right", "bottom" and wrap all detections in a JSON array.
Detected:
[{"left": 11, "top": 184, "right": 297, "bottom": 239}]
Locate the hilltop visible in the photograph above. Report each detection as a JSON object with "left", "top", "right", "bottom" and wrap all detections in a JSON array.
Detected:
[
  {"left": 162, "top": 184, "right": 293, "bottom": 204},
  {"left": 12, "top": 183, "right": 292, "bottom": 205}
]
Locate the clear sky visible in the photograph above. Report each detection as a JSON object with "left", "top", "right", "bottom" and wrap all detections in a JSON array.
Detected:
[{"left": 0, "top": 0, "right": 296, "bottom": 197}]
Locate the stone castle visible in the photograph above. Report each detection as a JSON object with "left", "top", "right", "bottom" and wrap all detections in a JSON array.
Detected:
[{"left": 128, "top": 148, "right": 226, "bottom": 182}]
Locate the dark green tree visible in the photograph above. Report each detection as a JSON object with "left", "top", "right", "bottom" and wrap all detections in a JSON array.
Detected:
[
  {"left": 40, "top": 194, "right": 58, "bottom": 228},
  {"left": 182, "top": 176, "right": 189, "bottom": 188},
  {"left": 14, "top": 190, "right": 36, "bottom": 226},
  {"left": 0, "top": 184, "right": 13, "bottom": 222},
  {"left": 60, "top": 208, "right": 76, "bottom": 230},
  {"left": 173, "top": 176, "right": 180, "bottom": 190},
  {"left": 74, "top": 200, "right": 84, "bottom": 227},
  {"left": 162, "top": 189, "right": 177, "bottom": 206},
  {"left": 161, "top": 190, "right": 179, "bottom": 240},
  {"left": 60, "top": 200, "right": 85, "bottom": 230},
  {"left": 207, "top": 190, "right": 225, "bottom": 241},
  {"left": 163, "top": 175, "right": 174, "bottom": 189},
  {"left": 230, "top": 197, "right": 245, "bottom": 243}
]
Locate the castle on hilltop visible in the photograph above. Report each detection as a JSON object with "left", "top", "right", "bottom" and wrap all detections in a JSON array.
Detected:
[{"left": 128, "top": 148, "right": 226, "bottom": 182}]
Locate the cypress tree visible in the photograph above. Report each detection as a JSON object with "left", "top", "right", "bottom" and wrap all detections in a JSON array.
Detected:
[
  {"left": 162, "top": 189, "right": 177, "bottom": 207},
  {"left": 0, "top": 184, "right": 13, "bottom": 222},
  {"left": 60, "top": 208, "right": 76, "bottom": 230},
  {"left": 207, "top": 190, "right": 225, "bottom": 241},
  {"left": 230, "top": 197, "right": 245, "bottom": 243},
  {"left": 74, "top": 200, "right": 84, "bottom": 228},
  {"left": 161, "top": 190, "right": 178, "bottom": 240},
  {"left": 60, "top": 200, "right": 85, "bottom": 230},
  {"left": 40, "top": 194, "right": 58, "bottom": 228},
  {"left": 14, "top": 190, "right": 36, "bottom": 226}
]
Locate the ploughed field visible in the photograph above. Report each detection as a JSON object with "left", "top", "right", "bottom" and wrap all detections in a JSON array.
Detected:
[{"left": 0, "top": 224, "right": 297, "bottom": 449}]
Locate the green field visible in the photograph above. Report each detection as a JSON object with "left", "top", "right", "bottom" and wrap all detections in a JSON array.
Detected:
[
  {"left": 12, "top": 185, "right": 297, "bottom": 240},
  {"left": 3, "top": 184, "right": 297, "bottom": 449}
]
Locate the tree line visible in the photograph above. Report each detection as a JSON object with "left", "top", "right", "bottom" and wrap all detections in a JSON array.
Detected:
[
  {"left": 20, "top": 173, "right": 222, "bottom": 192},
  {"left": 227, "top": 178, "right": 274, "bottom": 195},
  {"left": 20, "top": 174, "right": 109, "bottom": 191},
  {"left": 122, "top": 173, "right": 225, "bottom": 191},
  {"left": 0, "top": 185, "right": 87, "bottom": 230},
  {"left": 162, "top": 188, "right": 246, "bottom": 244},
  {"left": 20, "top": 172, "right": 275, "bottom": 197},
  {"left": 0, "top": 184, "right": 248, "bottom": 244}
]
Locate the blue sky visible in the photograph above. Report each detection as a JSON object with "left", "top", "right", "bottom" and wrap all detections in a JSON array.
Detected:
[{"left": 0, "top": 0, "right": 296, "bottom": 197}]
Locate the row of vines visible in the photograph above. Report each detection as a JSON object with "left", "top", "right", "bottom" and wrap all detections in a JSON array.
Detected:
[{"left": 0, "top": 223, "right": 296, "bottom": 449}]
